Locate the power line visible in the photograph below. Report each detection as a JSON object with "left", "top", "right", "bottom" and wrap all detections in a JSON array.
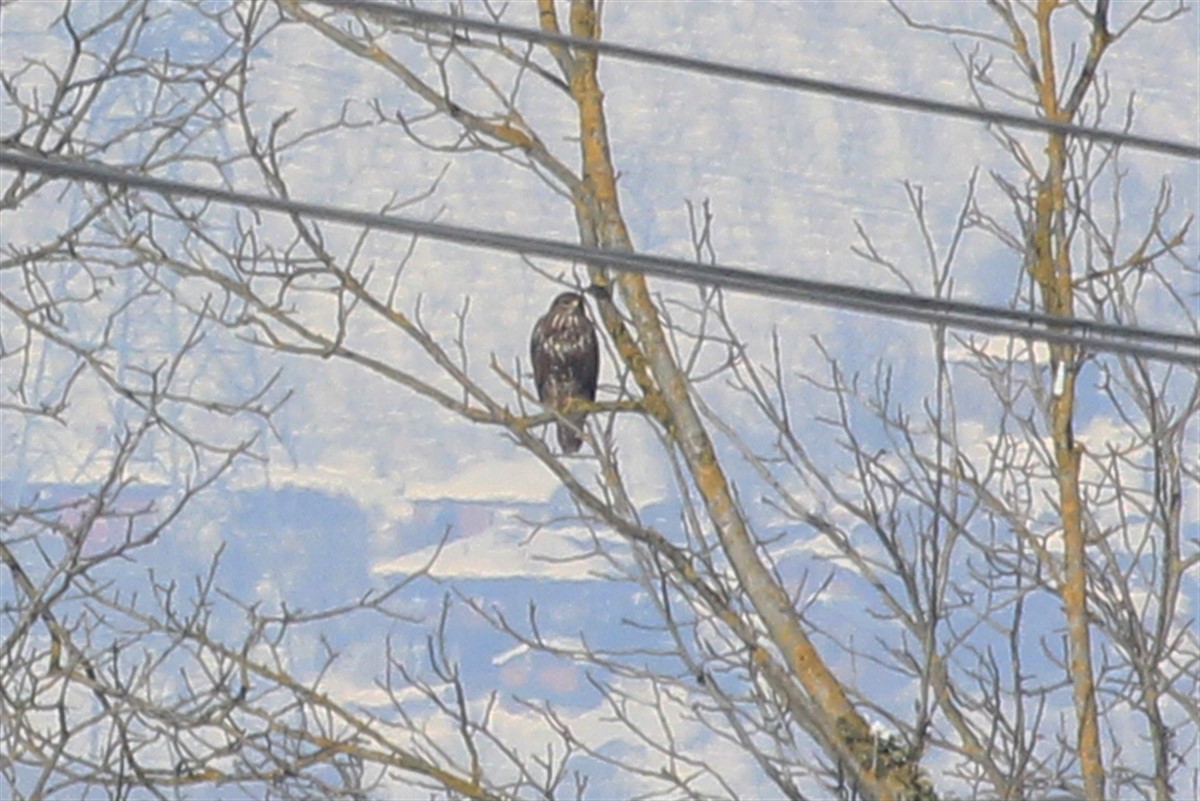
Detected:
[
  {"left": 311, "top": 0, "right": 1200, "bottom": 161},
  {"left": 3, "top": 148, "right": 1197, "bottom": 366}
]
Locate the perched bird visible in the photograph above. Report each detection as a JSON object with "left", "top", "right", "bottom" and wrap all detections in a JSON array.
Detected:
[{"left": 530, "top": 292, "right": 599, "bottom": 454}]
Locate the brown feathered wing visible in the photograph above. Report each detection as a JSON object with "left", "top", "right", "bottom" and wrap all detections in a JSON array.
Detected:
[{"left": 531, "top": 293, "right": 599, "bottom": 454}]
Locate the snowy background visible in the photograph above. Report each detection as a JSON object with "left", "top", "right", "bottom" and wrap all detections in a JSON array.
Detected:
[{"left": 2, "top": 1, "right": 1198, "bottom": 797}]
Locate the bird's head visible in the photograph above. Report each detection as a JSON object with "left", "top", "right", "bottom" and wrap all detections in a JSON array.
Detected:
[{"left": 551, "top": 292, "right": 586, "bottom": 314}]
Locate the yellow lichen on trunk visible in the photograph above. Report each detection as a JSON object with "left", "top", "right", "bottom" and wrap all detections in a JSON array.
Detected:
[
  {"left": 1031, "top": 3, "right": 1104, "bottom": 799},
  {"left": 562, "top": 3, "right": 928, "bottom": 798}
]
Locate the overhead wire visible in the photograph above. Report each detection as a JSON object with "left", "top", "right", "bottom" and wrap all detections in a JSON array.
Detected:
[
  {"left": 3, "top": 148, "right": 1197, "bottom": 366},
  {"left": 312, "top": 0, "right": 1200, "bottom": 160}
]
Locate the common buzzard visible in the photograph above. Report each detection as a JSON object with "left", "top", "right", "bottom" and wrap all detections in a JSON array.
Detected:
[{"left": 530, "top": 292, "right": 599, "bottom": 454}]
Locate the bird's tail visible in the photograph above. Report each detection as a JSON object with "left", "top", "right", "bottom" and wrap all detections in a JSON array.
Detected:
[{"left": 556, "top": 415, "right": 585, "bottom": 454}]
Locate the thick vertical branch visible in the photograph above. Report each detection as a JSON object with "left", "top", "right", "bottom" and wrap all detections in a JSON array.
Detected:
[
  {"left": 1030, "top": 3, "right": 1104, "bottom": 798},
  {"left": 564, "top": 2, "right": 927, "bottom": 798},
  {"left": 536, "top": 0, "right": 575, "bottom": 82}
]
